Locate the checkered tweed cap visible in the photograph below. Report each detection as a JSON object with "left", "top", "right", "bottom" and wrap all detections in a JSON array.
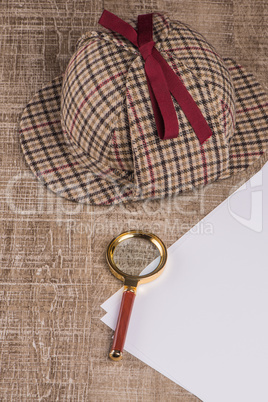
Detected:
[{"left": 19, "top": 12, "right": 268, "bottom": 205}]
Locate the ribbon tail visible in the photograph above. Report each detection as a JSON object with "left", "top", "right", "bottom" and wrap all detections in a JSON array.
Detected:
[
  {"left": 99, "top": 10, "right": 138, "bottom": 46},
  {"left": 145, "top": 56, "right": 179, "bottom": 140},
  {"left": 152, "top": 48, "right": 213, "bottom": 144}
]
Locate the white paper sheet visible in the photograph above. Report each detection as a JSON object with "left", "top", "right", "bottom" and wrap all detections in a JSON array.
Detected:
[{"left": 101, "top": 163, "right": 268, "bottom": 402}]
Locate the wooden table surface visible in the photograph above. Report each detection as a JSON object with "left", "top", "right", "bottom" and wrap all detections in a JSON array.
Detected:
[{"left": 0, "top": 0, "right": 267, "bottom": 400}]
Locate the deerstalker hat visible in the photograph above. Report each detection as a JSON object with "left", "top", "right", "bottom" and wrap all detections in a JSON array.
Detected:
[{"left": 19, "top": 10, "right": 268, "bottom": 205}]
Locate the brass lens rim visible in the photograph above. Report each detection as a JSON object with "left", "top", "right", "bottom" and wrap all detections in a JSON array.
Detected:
[{"left": 106, "top": 230, "right": 167, "bottom": 285}]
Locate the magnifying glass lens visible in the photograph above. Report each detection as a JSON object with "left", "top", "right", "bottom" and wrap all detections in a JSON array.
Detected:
[{"left": 113, "top": 237, "right": 161, "bottom": 277}]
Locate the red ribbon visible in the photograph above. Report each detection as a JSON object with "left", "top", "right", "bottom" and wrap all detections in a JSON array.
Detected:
[{"left": 99, "top": 10, "right": 213, "bottom": 143}]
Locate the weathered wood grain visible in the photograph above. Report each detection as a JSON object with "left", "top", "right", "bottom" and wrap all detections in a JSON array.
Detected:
[{"left": 0, "top": 0, "right": 267, "bottom": 400}]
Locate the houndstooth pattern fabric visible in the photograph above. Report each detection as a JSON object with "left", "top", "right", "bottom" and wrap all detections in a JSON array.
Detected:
[{"left": 19, "top": 14, "right": 268, "bottom": 205}]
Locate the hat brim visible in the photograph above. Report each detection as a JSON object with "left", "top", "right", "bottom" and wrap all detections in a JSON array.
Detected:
[
  {"left": 19, "top": 76, "right": 136, "bottom": 205},
  {"left": 19, "top": 58, "right": 268, "bottom": 205},
  {"left": 219, "top": 58, "right": 268, "bottom": 179}
]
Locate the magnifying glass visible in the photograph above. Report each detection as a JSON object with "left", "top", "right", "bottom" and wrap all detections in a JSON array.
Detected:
[{"left": 106, "top": 230, "right": 167, "bottom": 361}]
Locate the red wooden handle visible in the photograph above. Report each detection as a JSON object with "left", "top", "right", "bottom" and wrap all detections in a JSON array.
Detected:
[{"left": 109, "top": 289, "right": 136, "bottom": 361}]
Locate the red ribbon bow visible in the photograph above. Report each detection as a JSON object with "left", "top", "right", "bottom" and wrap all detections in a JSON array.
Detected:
[{"left": 99, "top": 10, "right": 213, "bottom": 143}]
